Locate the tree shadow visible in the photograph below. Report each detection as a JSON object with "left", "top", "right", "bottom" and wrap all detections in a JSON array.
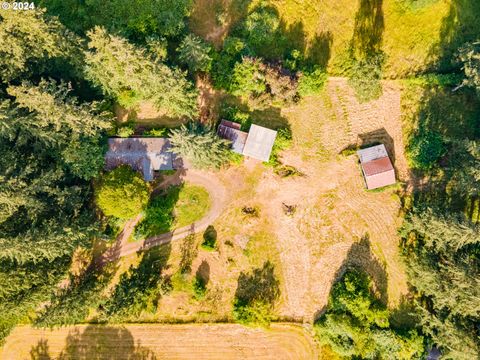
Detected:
[
  {"left": 196, "top": 259, "right": 210, "bottom": 286},
  {"left": 55, "top": 325, "right": 156, "bottom": 359},
  {"left": 315, "top": 234, "right": 388, "bottom": 320},
  {"left": 30, "top": 339, "right": 51, "bottom": 360},
  {"left": 234, "top": 260, "right": 280, "bottom": 306},
  {"left": 101, "top": 244, "right": 171, "bottom": 318},
  {"left": 306, "top": 32, "right": 334, "bottom": 69},
  {"left": 431, "top": 0, "right": 480, "bottom": 73},
  {"left": 351, "top": 0, "right": 385, "bottom": 59}
]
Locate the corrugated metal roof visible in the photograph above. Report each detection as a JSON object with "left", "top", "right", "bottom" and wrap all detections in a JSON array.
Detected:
[
  {"left": 362, "top": 157, "right": 394, "bottom": 176},
  {"left": 217, "top": 120, "right": 248, "bottom": 154},
  {"left": 357, "top": 144, "right": 389, "bottom": 163},
  {"left": 242, "top": 124, "right": 277, "bottom": 162}
]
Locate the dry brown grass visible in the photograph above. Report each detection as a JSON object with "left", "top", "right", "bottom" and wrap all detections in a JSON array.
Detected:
[{"left": 2, "top": 324, "right": 319, "bottom": 360}]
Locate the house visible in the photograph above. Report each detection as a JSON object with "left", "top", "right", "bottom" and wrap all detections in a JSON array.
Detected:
[
  {"left": 217, "top": 120, "right": 277, "bottom": 162},
  {"left": 105, "top": 138, "right": 177, "bottom": 181},
  {"left": 357, "top": 144, "right": 396, "bottom": 190}
]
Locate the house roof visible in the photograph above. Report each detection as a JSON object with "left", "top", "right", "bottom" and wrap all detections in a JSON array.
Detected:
[
  {"left": 357, "top": 144, "right": 389, "bottom": 163},
  {"left": 217, "top": 120, "right": 248, "bottom": 154},
  {"left": 361, "top": 157, "right": 394, "bottom": 177},
  {"left": 242, "top": 124, "right": 277, "bottom": 162},
  {"left": 357, "top": 144, "right": 396, "bottom": 189},
  {"left": 105, "top": 138, "right": 174, "bottom": 181}
]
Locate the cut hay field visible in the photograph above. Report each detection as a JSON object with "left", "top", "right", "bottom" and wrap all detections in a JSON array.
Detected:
[{"left": 1, "top": 323, "right": 319, "bottom": 360}]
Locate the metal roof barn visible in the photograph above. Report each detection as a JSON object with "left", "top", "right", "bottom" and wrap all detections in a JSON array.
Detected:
[{"left": 357, "top": 144, "right": 396, "bottom": 190}]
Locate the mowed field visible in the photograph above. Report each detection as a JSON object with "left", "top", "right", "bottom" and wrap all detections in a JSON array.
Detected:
[{"left": 1, "top": 324, "right": 318, "bottom": 360}]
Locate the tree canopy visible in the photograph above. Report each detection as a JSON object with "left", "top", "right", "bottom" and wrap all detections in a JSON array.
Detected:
[
  {"left": 95, "top": 166, "right": 150, "bottom": 220},
  {"left": 315, "top": 269, "right": 424, "bottom": 359},
  {"left": 85, "top": 27, "right": 198, "bottom": 118},
  {"left": 169, "top": 122, "right": 231, "bottom": 169}
]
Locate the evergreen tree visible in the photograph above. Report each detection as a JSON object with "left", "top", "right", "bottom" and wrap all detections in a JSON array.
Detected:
[
  {"left": 0, "top": 8, "right": 78, "bottom": 82},
  {"left": 177, "top": 34, "right": 213, "bottom": 73},
  {"left": 85, "top": 27, "right": 198, "bottom": 118},
  {"left": 169, "top": 122, "right": 231, "bottom": 169},
  {"left": 401, "top": 208, "right": 480, "bottom": 358}
]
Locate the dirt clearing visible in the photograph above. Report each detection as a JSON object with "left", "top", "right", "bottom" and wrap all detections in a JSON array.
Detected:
[{"left": 2, "top": 324, "right": 318, "bottom": 360}]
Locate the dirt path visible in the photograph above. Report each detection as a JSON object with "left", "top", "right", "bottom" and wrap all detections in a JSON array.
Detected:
[
  {"left": 2, "top": 323, "right": 318, "bottom": 360},
  {"left": 99, "top": 170, "right": 227, "bottom": 264}
]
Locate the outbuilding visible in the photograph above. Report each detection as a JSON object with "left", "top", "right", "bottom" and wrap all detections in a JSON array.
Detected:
[
  {"left": 217, "top": 120, "right": 277, "bottom": 162},
  {"left": 357, "top": 144, "right": 396, "bottom": 190}
]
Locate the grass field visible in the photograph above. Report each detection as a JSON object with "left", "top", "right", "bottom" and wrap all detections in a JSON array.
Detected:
[
  {"left": 190, "top": 0, "right": 480, "bottom": 77},
  {"left": 1, "top": 324, "right": 319, "bottom": 360}
]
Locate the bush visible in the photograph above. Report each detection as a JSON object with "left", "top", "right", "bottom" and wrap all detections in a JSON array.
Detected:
[
  {"left": 96, "top": 165, "right": 149, "bottom": 220},
  {"left": 298, "top": 66, "right": 328, "bottom": 97},
  {"left": 230, "top": 57, "right": 267, "bottom": 98},
  {"left": 142, "top": 127, "right": 169, "bottom": 137},
  {"left": 407, "top": 131, "right": 445, "bottom": 170},
  {"left": 315, "top": 269, "right": 425, "bottom": 359},
  {"left": 348, "top": 54, "right": 384, "bottom": 103},
  {"left": 242, "top": 3, "right": 280, "bottom": 54},
  {"left": 117, "top": 122, "right": 135, "bottom": 138},
  {"left": 193, "top": 275, "right": 207, "bottom": 300},
  {"left": 268, "top": 128, "right": 292, "bottom": 166}
]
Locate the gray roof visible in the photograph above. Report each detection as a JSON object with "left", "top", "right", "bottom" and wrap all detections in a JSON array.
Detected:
[
  {"left": 105, "top": 138, "right": 174, "bottom": 181},
  {"left": 242, "top": 124, "right": 277, "bottom": 162},
  {"left": 357, "top": 144, "right": 389, "bottom": 163}
]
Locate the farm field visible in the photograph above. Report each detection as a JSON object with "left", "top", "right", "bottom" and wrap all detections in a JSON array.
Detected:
[{"left": 1, "top": 324, "right": 319, "bottom": 360}]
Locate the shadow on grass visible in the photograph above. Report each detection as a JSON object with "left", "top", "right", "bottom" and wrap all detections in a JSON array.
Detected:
[
  {"left": 38, "top": 325, "right": 157, "bottom": 359},
  {"left": 314, "top": 234, "right": 388, "bottom": 320},
  {"left": 101, "top": 244, "right": 171, "bottom": 319}
]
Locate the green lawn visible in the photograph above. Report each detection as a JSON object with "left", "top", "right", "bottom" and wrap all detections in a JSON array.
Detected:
[{"left": 134, "top": 183, "right": 211, "bottom": 239}]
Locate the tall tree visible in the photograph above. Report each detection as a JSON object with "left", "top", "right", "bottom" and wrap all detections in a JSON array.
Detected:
[
  {"left": 0, "top": 8, "right": 79, "bottom": 83},
  {"left": 400, "top": 208, "right": 480, "bottom": 359},
  {"left": 177, "top": 34, "right": 213, "bottom": 73},
  {"left": 84, "top": 27, "right": 198, "bottom": 118},
  {"left": 169, "top": 122, "right": 231, "bottom": 169}
]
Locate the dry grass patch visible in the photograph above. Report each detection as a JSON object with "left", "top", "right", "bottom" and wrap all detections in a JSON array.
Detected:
[{"left": 2, "top": 323, "right": 319, "bottom": 360}]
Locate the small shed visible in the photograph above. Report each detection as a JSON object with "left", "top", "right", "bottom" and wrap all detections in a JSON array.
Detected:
[
  {"left": 105, "top": 138, "right": 176, "bottom": 181},
  {"left": 217, "top": 120, "right": 249, "bottom": 154},
  {"left": 242, "top": 124, "right": 277, "bottom": 162},
  {"left": 357, "top": 144, "right": 396, "bottom": 190}
]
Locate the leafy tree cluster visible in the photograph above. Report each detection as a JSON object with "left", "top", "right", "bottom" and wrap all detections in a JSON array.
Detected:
[
  {"left": 400, "top": 208, "right": 480, "bottom": 359},
  {"left": 315, "top": 269, "right": 425, "bottom": 359},
  {"left": 233, "top": 261, "right": 280, "bottom": 326},
  {"left": 96, "top": 165, "right": 150, "bottom": 220},
  {"left": 39, "top": 0, "right": 191, "bottom": 41},
  {"left": 169, "top": 122, "right": 231, "bottom": 169},
  {"left": 85, "top": 27, "right": 198, "bottom": 118}
]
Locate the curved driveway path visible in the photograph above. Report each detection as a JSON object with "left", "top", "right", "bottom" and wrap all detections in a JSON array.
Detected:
[{"left": 98, "top": 170, "right": 227, "bottom": 264}]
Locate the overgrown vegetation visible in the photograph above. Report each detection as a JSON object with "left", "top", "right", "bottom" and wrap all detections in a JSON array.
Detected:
[{"left": 315, "top": 269, "right": 425, "bottom": 359}]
